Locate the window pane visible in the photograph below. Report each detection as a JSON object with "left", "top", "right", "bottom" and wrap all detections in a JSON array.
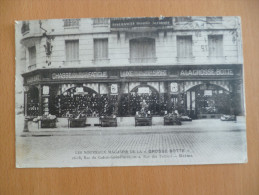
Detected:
[
  {"left": 130, "top": 38, "right": 156, "bottom": 63},
  {"left": 65, "top": 40, "right": 79, "bottom": 61},
  {"left": 94, "top": 39, "right": 108, "bottom": 59},
  {"left": 208, "top": 35, "right": 223, "bottom": 57},
  {"left": 28, "top": 46, "right": 36, "bottom": 66},
  {"left": 177, "top": 36, "right": 192, "bottom": 58}
]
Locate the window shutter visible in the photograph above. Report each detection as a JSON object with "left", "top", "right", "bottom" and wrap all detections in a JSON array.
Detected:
[
  {"left": 65, "top": 40, "right": 79, "bottom": 61},
  {"left": 208, "top": 35, "right": 223, "bottom": 57},
  {"left": 28, "top": 46, "right": 36, "bottom": 66},
  {"left": 177, "top": 36, "right": 192, "bottom": 58},
  {"left": 130, "top": 38, "right": 156, "bottom": 63},
  {"left": 94, "top": 39, "right": 108, "bottom": 60}
]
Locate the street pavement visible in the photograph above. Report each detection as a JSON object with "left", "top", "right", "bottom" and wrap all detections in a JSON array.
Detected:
[{"left": 16, "top": 119, "right": 247, "bottom": 168}]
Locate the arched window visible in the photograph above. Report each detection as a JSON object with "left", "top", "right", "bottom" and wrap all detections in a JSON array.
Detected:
[{"left": 130, "top": 38, "right": 156, "bottom": 63}]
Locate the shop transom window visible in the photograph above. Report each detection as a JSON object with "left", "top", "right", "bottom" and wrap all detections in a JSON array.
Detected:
[
  {"left": 65, "top": 40, "right": 79, "bottom": 61},
  {"left": 129, "top": 38, "right": 156, "bottom": 63}
]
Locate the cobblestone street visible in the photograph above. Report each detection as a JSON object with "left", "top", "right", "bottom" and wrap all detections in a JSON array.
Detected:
[{"left": 16, "top": 119, "right": 247, "bottom": 167}]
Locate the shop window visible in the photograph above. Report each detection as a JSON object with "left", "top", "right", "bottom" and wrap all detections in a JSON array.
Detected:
[
  {"left": 129, "top": 38, "right": 156, "bottom": 63},
  {"left": 208, "top": 35, "right": 223, "bottom": 57},
  {"left": 28, "top": 46, "right": 36, "bottom": 70},
  {"left": 63, "top": 19, "right": 80, "bottom": 28},
  {"left": 206, "top": 17, "right": 222, "bottom": 24},
  {"left": 65, "top": 40, "right": 79, "bottom": 61},
  {"left": 94, "top": 39, "right": 108, "bottom": 60},
  {"left": 177, "top": 36, "right": 193, "bottom": 58}
]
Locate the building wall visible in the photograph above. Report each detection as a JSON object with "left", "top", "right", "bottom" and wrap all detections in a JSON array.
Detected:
[{"left": 18, "top": 17, "right": 243, "bottom": 72}]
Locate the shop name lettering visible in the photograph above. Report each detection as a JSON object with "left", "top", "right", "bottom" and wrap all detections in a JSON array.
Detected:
[
  {"left": 52, "top": 72, "right": 108, "bottom": 79},
  {"left": 26, "top": 75, "right": 40, "bottom": 83},
  {"left": 111, "top": 18, "right": 172, "bottom": 28},
  {"left": 180, "top": 69, "right": 234, "bottom": 76},
  {"left": 121, "top": 70, "right": 167, "bottom": 77}
]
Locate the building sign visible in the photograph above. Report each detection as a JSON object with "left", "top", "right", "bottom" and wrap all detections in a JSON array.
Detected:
[
  {"left": 138, "top": 87, "right": 150, "bottom": 94},
  {"left": 52, "top": 72, "right": 108, "bottom": 80},
  {"left": 42, "top": 86, "right": 49, "bottom": 95},
  {"left": 110, "top": 84, "right": 118, "bottom": 94},
  {"left": 26, "top": 74, "right": 40, "bottom": 84},
  {"left": 204, "top": 90, "right": 213, "bottom": 96},
  {"left": 121, "top": 70, "right": 167, "bottom": 77},
  {"left": 111, "top": 17, "right": 172, "bottom": 28},
  {"left": 180, "top": 69, "right": 234, "bottom": 76},
  {"left": 170, "top": 82, "right": 178, "bottom": 93}
]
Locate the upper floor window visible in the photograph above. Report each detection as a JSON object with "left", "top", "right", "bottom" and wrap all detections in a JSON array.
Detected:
[
  {"left": 177, "top": 36, "right": 193, "bottom": 58},
  {"left": 65, "top": 40, "right": 79, "bottom": 61},
  {"left": 21, "top": 21, "right": 30, "bottom": 35},
  {"left": 93, "top": 18, "right": 109, "bottom": 25},
  {"left": 28, "top": 46, "right": 36, "bottom": 70},
  {"left": 94, "top": 39, "right": 108, "bottom": 60},
  {"left": 208, "top": 35, "right": 223, "bottom": 57},
  {"left": 63, "top": 19, "right": 80, "bottom": 28},
  {"left": 175, "top": 17, "right": 192, "bottom": 23},
  {"left": 130, "top": 38, "right": 156, "bottom": 63},
  {"left": 206, "top": 17, "right": 223, "bottom": 24}
]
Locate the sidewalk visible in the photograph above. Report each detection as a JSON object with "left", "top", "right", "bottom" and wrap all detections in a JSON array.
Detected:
[{"left": 19, "top": 118, "right": 246, "bottom": 137}]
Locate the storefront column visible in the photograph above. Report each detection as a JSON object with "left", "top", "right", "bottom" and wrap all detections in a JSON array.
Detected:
[
  {"left": 38, "top": 84, "right": 42, "bottom": 116},
  {"left": 23, "top": 86, "right": 29, "bottom": 116},
  {"left": 166, "top": 82, "right": 172, "bottom": 112}
]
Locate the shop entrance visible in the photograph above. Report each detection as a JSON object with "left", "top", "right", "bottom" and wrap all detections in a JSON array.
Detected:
[
  {"left": 128, "top": 85, "right": 160, "bottom": 116},
  {"left": 186, "top": 84, "right": 231, "bottom": 119}
]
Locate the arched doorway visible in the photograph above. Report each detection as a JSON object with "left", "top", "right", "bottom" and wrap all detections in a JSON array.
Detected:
[
  {"left": 129, "top": 85, "right": 160, "bottom": 115},
  {"left": 26, "top": 86, "right": 39, "bottom": 116},
  {"left": 186, "top": 83, "right": 231, "bottom": 119},
  {"left": 54, "top": 86, "right": 99, "bottom": 117}
]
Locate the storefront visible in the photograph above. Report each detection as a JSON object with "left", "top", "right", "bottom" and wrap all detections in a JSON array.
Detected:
[{"left": 22, "top": 64, "right": 244, "bottom": 119}]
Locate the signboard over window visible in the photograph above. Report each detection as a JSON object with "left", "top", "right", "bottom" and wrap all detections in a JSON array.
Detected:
[
  {"left": 111, "top": 84, "right": 118, "bottom": 94},
  {"left": 121, "top": 70, "right": 167, "bottom": 77},
  {"left": 138, "top": 87, "right": 150, "bottom": 94},
  {"left": 111, "top": 17, "right": 173, "bottom": 28},
  {"left": 52, "top": 72, "right": 108, "bottom": 80}
]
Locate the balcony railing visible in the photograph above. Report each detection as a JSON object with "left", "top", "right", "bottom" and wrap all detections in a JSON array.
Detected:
[
  {"left": 175, "top": 17, "right": 192, "bottom": 23},
  {"left": 93, "top": 18, "right": 109, "bottom": 26},
  {"left": 129, "top": 57, "right": 157, "bottom": 63},
  {"left": 206, "top": 17, "right": 223, "bottom": 24},
  {"left": 176, "top": 56, "right": 195, "bottom": 63}
]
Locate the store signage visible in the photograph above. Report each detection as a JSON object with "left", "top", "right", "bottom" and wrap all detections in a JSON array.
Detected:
[
  {"left": 180, "top": 69, "right": 234, "bottom": 76},
  {"left": 121, "top": 70, "right": 167, "bottom": 77},
  {"left": 43, "top": 86, "right": 49, "bottom": 95},
  {"left": 26, "top": 74, "right": 40, "bottom": 84},
  {"left": 110, "top": 17, "right": 172, "bottom": 28},
  {"left": 52, "top": 72, "right": 108, "bottom": 80},
  {"left": 204, "top": 90, "right": 213, "bottom": 96},
  {"left": 170, "top": 82, "right": 178, "bottom": 93},
  {"left": 111, "top": 84, "right": 118, "bottom": 94},
  {"left": 138, "top": 87, "right": 150, "bottom": 94}
]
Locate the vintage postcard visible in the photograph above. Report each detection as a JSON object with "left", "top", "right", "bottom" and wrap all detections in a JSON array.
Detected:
[{"left": 15, "top": 16, "right": 247, "bottom": 168}]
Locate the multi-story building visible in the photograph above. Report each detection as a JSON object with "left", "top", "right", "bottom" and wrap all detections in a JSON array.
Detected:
[{"left": 17, "top": 16, "right": 244, "bottom": 120}]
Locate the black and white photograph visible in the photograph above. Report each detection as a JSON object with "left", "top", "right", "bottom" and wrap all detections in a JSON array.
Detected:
[{"left": 15, "top": 16, "right": 247, "bottom": 168}]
